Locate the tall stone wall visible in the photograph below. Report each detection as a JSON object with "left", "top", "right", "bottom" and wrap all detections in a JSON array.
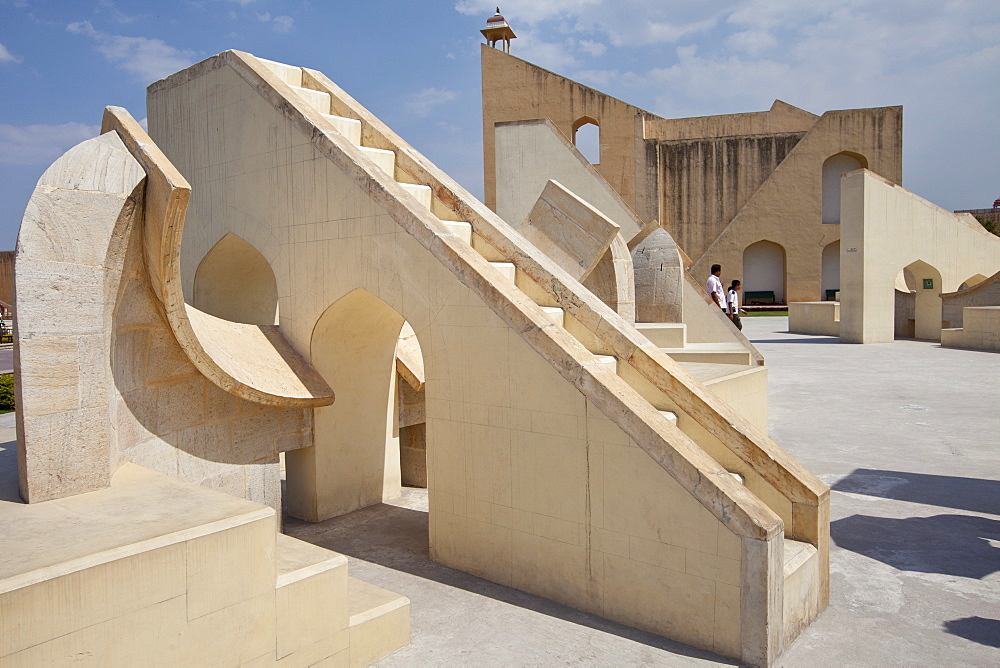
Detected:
[{"left": 657, "top": 133, "right": 805, "bottom": 261}]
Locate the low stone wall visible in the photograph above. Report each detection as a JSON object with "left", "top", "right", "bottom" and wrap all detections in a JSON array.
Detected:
[
  {"left": 941, "top": 307, "right": 1000, "bottom": 352},
  {"left": 788, "top": 302, "right": 840, "bottom": 337}
]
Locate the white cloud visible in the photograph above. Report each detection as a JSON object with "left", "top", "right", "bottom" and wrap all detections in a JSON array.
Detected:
[
  {"left": 457, "top": 0, "right": 725, "bottom": 47},
  {"left": 576, "top": 39, "right": 605, "bottom": 57},
  {"left": 0, "top": 43, "right": 21, "bottom": 64},
  {"left": 66, "top": 21, "right": 197, "bottom": 82},
  {"left": 272, "top": 15, "right": 294, "bottom": 33},
  {"left": 726, "top": 29, "right": 776, "bottom": 56},
  {"left": 256, "top": 11, "right": 294, "bottom": 33},
  {"left": 508, "top": 29, "right": 578, "bottom": 71},
  {"left": 0, "top": 122, "right": 100, "bottom": 165},
  {"left": 405, "top": 88, "right": 460, "bottom": 117}
]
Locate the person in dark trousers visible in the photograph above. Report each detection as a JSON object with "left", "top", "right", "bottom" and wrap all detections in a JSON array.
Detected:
[{"left": 727, "top": 279, "right": 745, "bottom": 330}]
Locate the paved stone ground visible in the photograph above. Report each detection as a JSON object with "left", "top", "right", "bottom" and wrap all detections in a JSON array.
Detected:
[{"left": 286, "top": 317, "right": 1000, "bottom": 665}]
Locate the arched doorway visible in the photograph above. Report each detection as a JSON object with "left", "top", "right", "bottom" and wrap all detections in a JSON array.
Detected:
[
  {"left": 285, "top": 288, "right": 411, "bottom": 521},
  {"left": 822, "top": 152, "right": 867, "bottom": 224},
  {"left": 572, "top": 116, "right": 600, "bottom": 165},
  {"left": 193, "top": 232, "right": 279, "bottom": 324},
  {"left": 743, "top": 240, "right": 786, "bottom": 304},
  {"left": 822, "top": 240, "right": 840, "bottom": 300},
  {"left": 902, "top": 260, "right": 943, "bottom": 340}
]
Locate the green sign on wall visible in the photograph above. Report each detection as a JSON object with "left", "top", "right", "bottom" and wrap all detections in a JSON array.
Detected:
[{"left": 923, "top": 278, "right": 934, "bottom": 290}]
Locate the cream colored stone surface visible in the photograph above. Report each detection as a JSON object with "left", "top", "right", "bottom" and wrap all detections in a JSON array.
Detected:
[
  {"left": 494, "top": 120, "right": 640, "bottom": 320},
  {"left": 940, "top": 306, "right": 1000, "bottom": 351},
  {"left": 0, "top": 464, "right": 401, "bottom": 666},
  {"left": 13, "top": 131, "right": 143, "bottom": 503},
  {"left": 839, "top": 170, "right": 1000, "bottom": 343},
  {"left": 941, "top": 270, "right": 1000, "bottom": 327},
  {"left": 632, "top": 228, "right": 684, "bottom": 323},
  {"left": 494, "top": 119, "right": 645, "bottom": 244},
  {"left": 788, "top": 301, "right": 841, "bottom": 337},
  {"left": 142, "top": 50, "right": 829, "bottom": 663},
  {"left": 101, "top": 107, "right": 334, "bottom": 407},
  {"left": 347, "top": 577, "right": 410, "bottom": 667},
  {"left": 516, "top": 179, "right": 620, "bottom": 282}
]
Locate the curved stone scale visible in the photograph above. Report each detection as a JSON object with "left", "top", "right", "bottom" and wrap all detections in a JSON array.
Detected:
[{"left": 100, "top": 107, "right": 334, "bottom": 407}]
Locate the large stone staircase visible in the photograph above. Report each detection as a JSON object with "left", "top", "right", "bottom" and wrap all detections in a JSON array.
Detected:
[
  {"left": 143, "top": 50, "right": 829, "bottom": 664},
  {"left": 252, "top": 54, "right": 821, "bottom": 661}
]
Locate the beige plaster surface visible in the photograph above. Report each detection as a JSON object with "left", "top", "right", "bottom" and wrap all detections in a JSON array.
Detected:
[
  {"left": 493, "top": 119, "right": 640, "bottom": 321},
  {"left": 839, "top": 170, "right": 1000, "bottom": 343},
  {"left": 13, "top": 131, "right": 143, "bottom": 503},
  {"left": 516, "top": 179, "right": 620, "bottom": 282},
  {"left": 941, "top": 306, "right": 1000, "bottom": 352},
  {"left": 0, "top": 462, "right": 407, "bottom": 666},
  {"left": 788, "top": 302, "right": 841, "bottom": 337},
  {"left": 941, "top": 269, "right": 1000, "bottom": 328},
  {"left": 144, "top": 50, "right": 828, "bottom": 663},
  {"left": 101, "top": 107, "right": 334, "bottom": 407}
]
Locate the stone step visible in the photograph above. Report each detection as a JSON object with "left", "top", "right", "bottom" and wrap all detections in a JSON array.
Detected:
[
  {"left": 636, "top": 322, "right": 687, "bottom": 348},
  {"left": 275, "top": 534, "right": 349, "bottom": 661},
  {"left": 659, "top": 342, "right": 752, "bottom": 365},
  {"left": 592, "top": 354, "right": 617, "bottom": 368},
  {"left": 400, "top": 183, "right": 431, "bottom": 210},
  {"left": 347, "top": 576, "right": 410, "bottom": 667},
  {"left": 289, "top": 84, "right": 331, "bottom": 114},
  {"left": 490, "top": 261, "right": 516, "bottom": 284},
  {"left": 782, "top": 537, "right": 821, "bottom": 647},
  {"left": 540, "top": 306, "right": 565, "bottom": 327},
  {"left": 442, "top": 221, "right": 473, "bottom": 244},
  {"left": 321, "top": 113, "right": 362, "bottom": 145},
  {"left": 258, "top": 57, "right": 302, "bottom": 87},
  {"left": 360, "top": 146, "right": 395, "bottom": 176}
]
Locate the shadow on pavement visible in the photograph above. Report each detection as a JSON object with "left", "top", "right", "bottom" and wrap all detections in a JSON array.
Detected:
[
  {"left": 831, "top": 513, "right": 1000, "bottom": 579},
  {"left": 942, "top": 616, "right": 1000, "bottom": 648},
  {"left": 832, "top": 469, "right": 1000, "bottom": 516},
  {"left": 283, "top": 501, "right": 734, "bottom": 664},
  {"left": 748, "top": 336, "right": 844, "bottom": 344}
]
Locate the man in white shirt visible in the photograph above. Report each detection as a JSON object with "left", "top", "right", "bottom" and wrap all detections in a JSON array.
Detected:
[{"left": 706, "top": 264, "right": 725, "bottom": 310}]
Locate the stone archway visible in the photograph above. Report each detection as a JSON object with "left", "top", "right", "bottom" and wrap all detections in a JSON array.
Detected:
[
  {"left": 193, "top": 232, "right": 279, "bottom": 325},
  {"left": 285, "top": 288, "right": 410, "bottom": 521},
  {"left": 902, "top": 260, "right": 944, "bottom": 340},
  {"left": 822, "top": 152, "right": 867, "bottom": 224},
  {"left": 743, "top": 240, "right": 786, "bottom": 304},
  {"left": 822, "top": 240, "right": 840, "bottom": 300}
]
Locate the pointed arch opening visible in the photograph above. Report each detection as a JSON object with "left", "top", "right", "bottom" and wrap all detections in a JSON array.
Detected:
[
  {"left": 193, "top": 233, "right": 279, "bottom": 325},
  {"left": 822, "top": 240, "right": 840, "bottom": 300},
  {"left": 822, "top": 152, "right": 868, "bottom": 224},
  {"left": 899, "top": 260, "right": 943, "bottom": 340},
  {"left": 284, "top": 288, "right": 429, "bottom": 522},
  {"left": 572, "top": 116, "right": 600, "bottom": 165},
  {"left": 743, "top": 240, "right": 786, "bottom": 304}
]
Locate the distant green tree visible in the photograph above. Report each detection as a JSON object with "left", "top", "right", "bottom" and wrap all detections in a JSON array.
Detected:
[
  {"left": 975, "top": 215, "right": 999, "bottom": 236},
  {"left": 0, "top": 375, "right": 13, "bottom": 412}
]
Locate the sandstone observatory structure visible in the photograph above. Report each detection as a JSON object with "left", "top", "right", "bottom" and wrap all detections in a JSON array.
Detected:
[
  {"left": 5, "top": 50, "right": 830, "bottom": 666},
  {"left": 788, "top": 171, "right": 1000, "bottom": 346},
  {"left": 8, "top": 107, "right": 408, "bottom": 665},
  {"left": 481, "top": 45, "right": 903, "bottom": 305}
]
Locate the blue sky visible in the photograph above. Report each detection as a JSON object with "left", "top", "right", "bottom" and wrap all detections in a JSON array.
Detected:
[{"left": 1, "top": 0, "right": 998, "bottom": 250}]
